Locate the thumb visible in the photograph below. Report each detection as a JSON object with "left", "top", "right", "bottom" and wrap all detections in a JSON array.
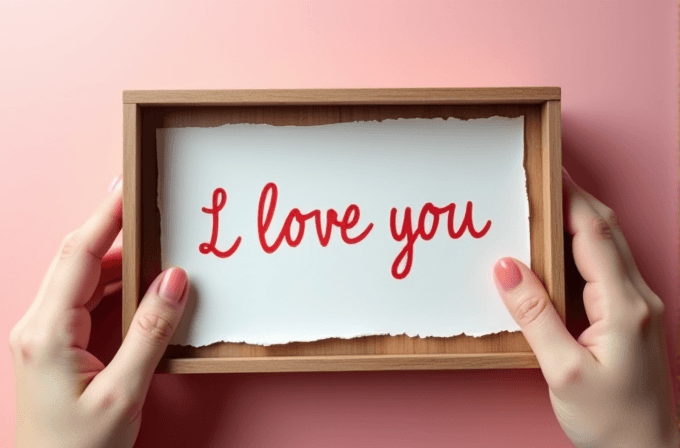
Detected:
[
  {"left": 87, "top": 267, "right": 189, "bottom": 409},
  {"left": 493, "top": 257, "right": 586, "bottom": 389}
]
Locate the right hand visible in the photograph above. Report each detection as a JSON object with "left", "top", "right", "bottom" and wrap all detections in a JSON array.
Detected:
[{"left": 492, "top": 167, "right": 678, "bottom": 448}]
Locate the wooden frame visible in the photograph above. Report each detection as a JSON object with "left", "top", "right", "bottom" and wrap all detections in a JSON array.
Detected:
[
  {"left": 677, "top": 2, "right": 680, "bottom": 417},
  {"left": 122, "top": 87, "right": 564, "bottom": 374}
]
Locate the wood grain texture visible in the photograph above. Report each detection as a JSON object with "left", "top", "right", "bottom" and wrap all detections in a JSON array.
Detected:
[
  {"left": 121, "top": 88, "right": 564, "bottom": 373},
  {"left": 541, "top": 100, "right": 565, "bottom": 320},
  {"left": 158, "top": 352, "right": 539, "bottom": 374},
  {"left": 525, "top": 107, "right": 545, "bottom": 296},
  {"left": 677, "top": 0, "right": 680, "bottom": 418},
  {"left": 124, "top": 87, "right": 560, "bottom": 106},
  {"left": 122, "top": 104, "right": 140, "bottom": 339}
]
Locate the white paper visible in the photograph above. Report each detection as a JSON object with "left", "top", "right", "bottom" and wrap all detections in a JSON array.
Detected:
[{"left": 157, "top": 116, "right": 529, "bottom": 347}]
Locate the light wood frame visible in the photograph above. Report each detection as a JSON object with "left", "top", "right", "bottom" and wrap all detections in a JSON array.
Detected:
[{"left": 122, "top": 87, "right": 564, "bottom": 374}]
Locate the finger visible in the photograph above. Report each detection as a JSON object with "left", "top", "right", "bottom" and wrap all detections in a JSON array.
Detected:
[
  {"left": 493, "top": 257, "right": 593, "bottom": 391},
  {"left": 84, "top": 267, "right": 189, "bottom": 409},
  {"left": 84, "top": 280, "right": 121, "bottom": 312},
  {"left": 65, "top": 305, "right": 92, "bottom": 350},
  {"left": 75, "top": 175, "right": 123, "bottom": 261},
  {"left": 15, "top": 180, "right": 123, "bottom": 333},
  {"left": 562, "top": 168, "right": 656, "bottom": 301},
  {"left": 84, "top": 283, "right": 106, "bottom": 313},
  {"left": 12, "top": 180, "right": 122, "bottom": 353},
  {"left": 81, "top": 246, "right": 122, "bottom": 312},
  {"left": 99, "top": 245, "right": 122, "bottom": 286},
  {"left": 68, "top": 347, "right": 105, "bottom": 394},
  {"left": 562, "top": 169, "right": 645, "bottom": 324},
  {"left": 562, "top": 168, "right": 636, "bottom": 311},
  {"left": 40, "top": 176, "right": 123, "bottom": 319}
]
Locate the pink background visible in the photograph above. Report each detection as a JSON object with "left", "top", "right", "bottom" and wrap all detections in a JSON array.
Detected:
[{"left": 1, "top": 1, "right": 677, "bottom": 446}]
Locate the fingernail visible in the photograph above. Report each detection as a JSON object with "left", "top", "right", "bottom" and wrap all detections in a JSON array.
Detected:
[
  {"left": 108, "top": 174, "right": 122, "bottom": 193},
  {"left": 159, "top": 267, "right": 187, "bottom": 303},
  {"left": 494, "top": 258, "right": 523, "bottom": 291}
]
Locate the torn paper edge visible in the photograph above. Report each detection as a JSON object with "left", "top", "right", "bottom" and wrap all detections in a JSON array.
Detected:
[{"left": 157, "top": 115, "right": 529, "bottom": 348}]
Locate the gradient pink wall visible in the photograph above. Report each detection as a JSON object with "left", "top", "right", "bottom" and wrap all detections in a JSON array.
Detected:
[{"left": 1, "top": 1, "right": 676, "bottom": 446}]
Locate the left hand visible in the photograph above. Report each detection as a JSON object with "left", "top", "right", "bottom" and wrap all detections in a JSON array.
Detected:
[{"left": 11, "top": 175, "right": 190, "bottom": 448}]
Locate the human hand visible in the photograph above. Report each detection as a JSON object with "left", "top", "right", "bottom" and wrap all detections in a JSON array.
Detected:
[
  {"left": 11, "top": 175, "right": 190, "bottom": 448},
  {"left": 493, "top": 167, "right": 679, "bottom": 448}
]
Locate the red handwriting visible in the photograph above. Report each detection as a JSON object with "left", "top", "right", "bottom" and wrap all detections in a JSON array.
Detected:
[
  {"left": 198, "top": 188, "right": 242, "bottom": 258},
  {"left": 389, "top": 202, "right": 492, "bottom": 280},
  {"left": 198, "top": 183, "right": 492, "bottom": 280},
  {"left": 258, "top": 182, "right": 373, "bottom": 252}
]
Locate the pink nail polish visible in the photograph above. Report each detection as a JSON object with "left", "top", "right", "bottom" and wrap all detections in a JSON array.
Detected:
[
  {"left": 494, "top": 258, "right": 523, "bottom": 291},
  {"left": 159, "top": 267, "right": 187, "bottom": 302},
  {"left": 108, "top": 174, "right": 122, "bottom": 193}
]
